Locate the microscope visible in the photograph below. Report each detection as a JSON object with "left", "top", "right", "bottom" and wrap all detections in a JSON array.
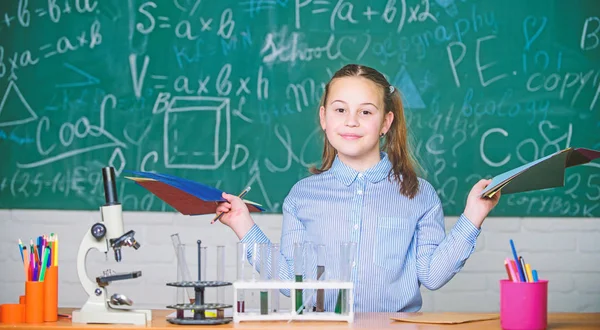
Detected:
[{"left": 72, "top": 167, "right": 152, "bottom": 325}]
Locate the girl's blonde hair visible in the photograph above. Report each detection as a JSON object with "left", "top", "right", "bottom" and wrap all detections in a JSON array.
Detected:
[{"left": 310, "top": 64, "right": 419, "bottom": 198}]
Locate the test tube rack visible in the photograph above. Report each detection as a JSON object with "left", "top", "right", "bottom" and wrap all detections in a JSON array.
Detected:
[
  {"left": 232, "top": 280, "right": 354, "bottom": 323},
  {"left": 165, "top": 280, "right": 233, "bottom": 325},
  {"left": 165, "top": 240, "right": 233, "bottom": 325}
]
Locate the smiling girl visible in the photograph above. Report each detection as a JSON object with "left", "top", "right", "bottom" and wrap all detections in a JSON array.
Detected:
[{"left": 215, "top": 64, "right": 500, "bottom": 312}]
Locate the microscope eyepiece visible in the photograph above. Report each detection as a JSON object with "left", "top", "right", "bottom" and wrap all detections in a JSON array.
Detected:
[{"left": 102, "top": 167, "right": 120, "bottom": 206}]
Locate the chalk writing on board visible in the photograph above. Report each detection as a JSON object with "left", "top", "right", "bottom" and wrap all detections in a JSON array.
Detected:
[
  {"left": 0, "top": 80, "right": 38, "bottom": 127},
  {"left": 0, "top": 0, "right": 598, "bottom": 217},
  {"left": 580, "top": 16, "right": 599, "bottom": 51}
]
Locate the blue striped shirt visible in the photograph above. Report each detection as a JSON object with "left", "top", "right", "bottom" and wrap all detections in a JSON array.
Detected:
[{"left": 241, "top": 152, "right": 481, "bottom": 312}]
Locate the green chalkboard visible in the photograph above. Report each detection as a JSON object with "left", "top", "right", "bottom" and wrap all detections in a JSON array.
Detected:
[{"left": 0, "top": 0, "right": 599, "bottom": 217}]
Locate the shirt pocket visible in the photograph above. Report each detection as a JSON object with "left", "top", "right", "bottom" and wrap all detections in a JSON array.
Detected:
[{"left": 374, "top": 217, "right": 413, "bottom": 270}]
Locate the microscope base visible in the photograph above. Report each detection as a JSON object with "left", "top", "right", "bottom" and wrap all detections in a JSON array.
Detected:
[{"left": 72, "top": 307, "right": 152, "bottom": 325}]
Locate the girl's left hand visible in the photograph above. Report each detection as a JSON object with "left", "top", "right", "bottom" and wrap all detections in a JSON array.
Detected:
[{"left": 463, "top": 179, "right": 501, "bottom": 228}]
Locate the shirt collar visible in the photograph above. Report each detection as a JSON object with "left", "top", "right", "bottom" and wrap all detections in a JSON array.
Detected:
[{"left": 330, "top": 152, "right": 392, "bottom": 186}]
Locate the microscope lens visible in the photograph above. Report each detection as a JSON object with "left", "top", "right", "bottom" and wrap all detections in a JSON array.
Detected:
[
  {"left": 114, "top": 248, "right": 122, "bottom": 262},
  {"left": 102, "top": 167, "right": 119, "bottom": 205}
]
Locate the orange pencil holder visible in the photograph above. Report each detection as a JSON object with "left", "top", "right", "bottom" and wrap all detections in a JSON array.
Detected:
[
  {"left": 0, "top": 303, "right": 25, "bottom": 324},
  {"left": 44, "top": 266, "right": 58, "bottom": 322},
  {"left": 25, "top": 281, "right": 45, "bottom": 323}
]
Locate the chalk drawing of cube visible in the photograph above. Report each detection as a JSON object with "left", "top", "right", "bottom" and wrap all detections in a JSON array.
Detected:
[{"left": 164, "top": 96, "right": 230, "bottom": 170}]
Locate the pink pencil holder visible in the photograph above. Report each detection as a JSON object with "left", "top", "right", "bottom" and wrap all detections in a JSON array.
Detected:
[{"left": 500, "top": 279, "right": 548, "bottom": 330}]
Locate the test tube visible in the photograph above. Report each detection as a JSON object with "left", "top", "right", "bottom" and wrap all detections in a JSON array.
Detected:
[
  {"left": 236, "top": 242, "right": 247, "bottom": 313},
  {"left": 303, "top": 241, "right": 315, "bottom": 313},
  {"left": 176, "top": 243, "right": 186, "bottom": 319},
  {"left": 271, "top": 243, "right": 280, "bottom": 313},
  {"left": 259, "top": 243, "right": 270, "bottom": 315},
  {"left": 316, "top": 244, "right": 326, "bottom": 312},
  {"left": 335, "top": 242, "right": 357, "bottom": 315},
  {"left": 216, "top": 245, "right": 225, "bottom": 318},
  {"left": 293, "top": 242, "right": 303, "bottom": 314},
  {"left": 251, "top": 242, "right": 259, "bottom": 280},
  {"left": 196, "top": 241, "right": 207, "bottom": 320},
  {"left": 250, "top": 242, "right": 260, "bottom": 311},
  {"left": 171, "top": 234, "right": 194, "bottom": 303}
]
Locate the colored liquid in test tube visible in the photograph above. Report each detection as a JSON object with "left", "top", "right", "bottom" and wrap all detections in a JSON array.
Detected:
[
  {"left": 259, "top": 243, "right": 269, "bottom": 315},
  {"left": 316, "top": 244, "right": 326, "bottom": 312},
  {"left": 271, "top": 243, "right": 280, "bottom": 313},
  {"left": 236, "top": 242, "right": 248, "bottom": 313},
  {"left": 293, "top": 242, "right": 304, "bottom": 315}
]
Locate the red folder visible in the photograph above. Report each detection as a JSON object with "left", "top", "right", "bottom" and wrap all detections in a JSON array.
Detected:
[{"left": 125, "top": 171, "right": 264, "bottom": 215}]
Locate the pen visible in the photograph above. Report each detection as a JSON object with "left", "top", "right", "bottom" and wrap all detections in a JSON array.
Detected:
[
  {"left": 211, "top": 186, "right": 251, "bottom": 224},
  {"left": 51, "top": 233, "right": 59, "bottom": 267},
  {"left": 519, "top": 256, "right": 529, "bottom": 282},
  {"left": 18, "top": 239, "right": 24, "bottom": 262},
  {"left": 504, "top": 258, "right": 513, "bottom": 282},
  {"left": 23, "top": 249, "right": 29, "bottom": 281},
  {"left": 525, "top": 263, "right": 534, "bottom": 283},
  {"left": 509, "top": 260, "right": 519, "bottom": 282},
  {"left": 39, "top": 248, "right": 50, "bottom": 282},
  {"left": 510, "top": 239, "right": 526, "bottom": 282}
]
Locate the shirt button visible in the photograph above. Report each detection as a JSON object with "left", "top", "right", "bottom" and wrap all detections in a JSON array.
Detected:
[
  {"left": 358, "top": 173, "right": 363, "bottom": 178},
  {"left": 354, "top": 224, "right": 359, "bottom": 230},
  {"left": 357, "top": 190, "right": 363, "bottom": 195},
  {"left": 352, "top": 261, "right": 356, "bottom": 268}
]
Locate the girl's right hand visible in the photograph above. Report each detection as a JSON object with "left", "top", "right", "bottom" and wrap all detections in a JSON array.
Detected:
[{"left": 213, "top": 192, "right": 255, "bottom": 239}]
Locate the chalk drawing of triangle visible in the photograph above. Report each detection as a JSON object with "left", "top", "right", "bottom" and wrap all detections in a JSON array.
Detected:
[
  {"left": 0, "top": 80, "right": 38, "bottom": 127},
  {"left": 393, "top": 67, "right": 425, "bottom": 109}
]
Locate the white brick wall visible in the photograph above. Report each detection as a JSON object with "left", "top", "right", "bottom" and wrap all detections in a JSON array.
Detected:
[{"left": 1, "top": 209, "right": 599, "bottom": 313}]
